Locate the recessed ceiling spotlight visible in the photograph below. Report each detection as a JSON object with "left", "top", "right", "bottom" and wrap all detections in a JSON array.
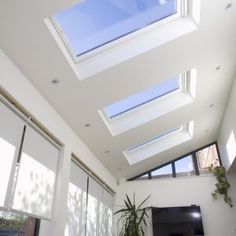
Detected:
[
  {"left": 104, "top": 150, "right": 110, "bottom": 154},
  {"left": 51, "top": 78, "right": 60, "bottom": 85},
  {"left": 225, "top": 3, "right": 232, "bottom": 10},
  {"left": 84, "top": 123, "right": 91, "bottom": 127},
  {"left": 216, "top": 66, "right": 221, "bottom": 70},
  {"left": 209, "top": 104, "right": 214, "bottom": 108},
  {"left": 118, "top": 167, "right": 122, "bottom": 171},
  {"left": 205, "top": 129, "right": 209, "bottom": 133}
]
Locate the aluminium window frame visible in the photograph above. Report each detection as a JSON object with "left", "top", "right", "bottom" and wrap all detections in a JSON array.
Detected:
[
  {"left": 128, "top": 142, "right": 222, "bottom": 181},
  {"left": 50, "top": 0, "right": 187, "bottom": 63}
]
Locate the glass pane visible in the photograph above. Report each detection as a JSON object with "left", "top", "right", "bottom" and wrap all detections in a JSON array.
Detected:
[
  {"left": 0, "top": 101, "right": 24, "bottom": 207},
  {"left": 105, "top": 76, "right": 180, "bottom": 119},
  {"left": 136, "top": 173, "right": 149, "bottom": 180},
  {"left": 128, "top": 126, "right": 182, "bottom": 152},
  {"left": 196, "top": 144, "right": 220, "bottom": 174},
  {"left": 175, "top": 155, "right": 195, "bottom": 177},
  {"left": 151, "top": 164, "right": 172, "bottom": 179},
  {"left": 53, "top": 0, "right": 177, "bottom": 56},
  {"left": 0, "top": 210, "right": 39, "bottom": 236},
  {"left": 12, "top": 126, "right": 59, "bottom": 218}
]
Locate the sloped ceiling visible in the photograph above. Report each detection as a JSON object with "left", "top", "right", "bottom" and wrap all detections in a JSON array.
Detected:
[{"left": 0, "top": 0, "right": 236, "bottom": 179}]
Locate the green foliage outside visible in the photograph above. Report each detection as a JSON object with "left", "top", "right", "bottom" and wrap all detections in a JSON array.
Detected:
[{"left": 0, "top": 214, "right": 26, "bottom": 232}]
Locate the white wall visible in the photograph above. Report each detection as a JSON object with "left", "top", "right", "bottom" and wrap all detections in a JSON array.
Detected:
[
  {"left": 0, "top": 49, "right": 117, "bottom": 236},
  {"left": 115, "top": 175, "right": 236, "bottom": 236},
  {"left": 218, "top": 75, "right": 236, "bottom": 171}
]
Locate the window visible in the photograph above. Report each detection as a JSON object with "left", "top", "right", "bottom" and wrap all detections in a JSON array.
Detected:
[
  {"left": 12, "top": 125, "right": 59, "bottom": 219},
  {"left": 52, "top": 0, "right": 177, "bottom": 58},
  {"left": 128, "top": 142, "right": 222, "bottom": 181},
  {"left": 123, "top": 122, "right": 193, "bottom": 165},
  {"left": 175, "top": 155, "right": 195, "bottom": 177},
  {"left": 0, "top": 100, "right": 25, "bottom": 207},
  {"left": 0, "top": 99, "right": 60, "bottom": 220},
  {"left": 136, "top": 174, "right": 149, "bottom": 180},
  {"left": 151, "top": 164, "right": 172, "bottom": 179},
  {"left": 65, "top": 158, "right": 114, "bottom": 236},
  {"left": 104, "top": 75, "right": 181, "bottom": 119},
  {"left": 128, "top": 126, "right": 182, "bottom": 152},
  {"left": 99, "top": 70, "right": 196, "bottom": 136},
  {"left": 196, "top": 144, "right": 220, "bottom": 174},
  {"left": 0, "top": 210, "right": 40, "bottom": 236}
]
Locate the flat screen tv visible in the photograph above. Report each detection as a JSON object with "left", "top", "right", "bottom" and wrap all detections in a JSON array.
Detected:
[{"left": 152, "top": 205, "right": 204, "bottom": 236}]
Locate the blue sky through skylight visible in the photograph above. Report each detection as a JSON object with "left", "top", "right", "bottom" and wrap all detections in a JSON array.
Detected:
[
  {"left": 128, "top": 125, "right": 182, "bottom": 152},
  {"left": 53, "top": 0, "right": 177, "bottom": 56},
  {"left": 104, "top": 75, "right": 181, "bottom": 119}
]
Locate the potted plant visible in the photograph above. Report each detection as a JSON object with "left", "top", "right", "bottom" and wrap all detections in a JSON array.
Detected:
[
  {"left": 209, "top": 166, "right": 233, "bottom": 207},
  {"left": 115, "top": 194, "right": 150, "bottom": 236}
]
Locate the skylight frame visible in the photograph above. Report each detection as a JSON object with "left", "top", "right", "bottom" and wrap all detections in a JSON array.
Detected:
[
  {"left": 123, "top": 121, "right": 194, "bottom": 165},
  {"left": 103, "top": 72, "right": 187, "bottom": 121},
  {"left": 127, "top": 126, "right": 183, "bottom": 152},
  {"left": 97, "top": 69, "right": 196, "bottom": 136},
  {"left": 50, "top": 0, "right": 187, "bottom": 63}
]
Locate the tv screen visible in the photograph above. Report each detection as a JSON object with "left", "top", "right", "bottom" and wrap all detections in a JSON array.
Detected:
[{"left": 152, "top": 206, "right": 204, "bottom": 236}]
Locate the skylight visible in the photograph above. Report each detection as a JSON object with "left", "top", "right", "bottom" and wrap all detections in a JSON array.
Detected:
[
  {"left": 128, "top": 126, "right": 182, "bottom": 152},
  {"left": 123, "top": 121, "right": 194, "bottom": 165},
  {"left": 52, "top": 0, "right": 177, "bottom": 58},
  {"left": 104, "top": 75, "right": 181, "bottom": 119}
]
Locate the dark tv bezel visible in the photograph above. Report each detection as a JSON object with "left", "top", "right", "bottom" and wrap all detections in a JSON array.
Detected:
[{"left": 152, "top": 205, "right": 204, "bottom": 236}]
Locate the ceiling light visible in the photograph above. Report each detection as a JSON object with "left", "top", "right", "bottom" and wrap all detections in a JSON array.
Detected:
[
  {"left": 51, "top": 78, "right": 60, "bottom": 85},
  {"left": 205, "top": 129, "right": 209, "bottom": 133},
  {"left": 225, "top": 3, "right": 232, "bottom": 10},
  {"left": 104, "top": 150, "right": 110, "bottom": 154},
  {"left": 209, "top": 104, "right": 214, "bottom": 108},
  {"left": 216, "top": 66, "right": 221, "bottom": 70},
  {"left": 84, "top": 123, "right": 91, "bottom": 127}
]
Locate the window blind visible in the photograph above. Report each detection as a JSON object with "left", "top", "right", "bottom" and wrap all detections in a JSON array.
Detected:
[
  {"left": 12, "top": 125, "right": 59, "bottom": 219},
  {"left": 65, "top": 161, "right": 88, "bottom": 236},
  {"left": 0, "top": 101, "right": 24, "bottom": 207},
  {"left": 86, "top": 177, "right": 103, "bottom": 236},
  {"left": 65, "top": 159, "right": 114, "bottom": 236}
]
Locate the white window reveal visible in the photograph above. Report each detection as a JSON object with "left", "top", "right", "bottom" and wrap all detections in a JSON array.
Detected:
[{"left": 99, "top": 69, "right": 196, "bottom": 136}]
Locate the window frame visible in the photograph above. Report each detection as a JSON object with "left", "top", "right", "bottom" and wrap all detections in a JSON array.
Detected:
[
  {"left": 102, "top": 74, "right": 185, "bottom": 123},
  {"left": 151, "top": 163, "right": 173, "bottom": 179},
  {"left": 98, "top": 69, "right": 196, "bottom": 136},
  {"left": 128, "top": 142, "right": 222, "bottom": 181},
  {"left": 0, "top": 95, "right": 61, "bottom": 221},
  {"left": 127, "top": 126, "right": 183, "bottom": 152},
  {"left": 0, "top": 209, "right": 41, "bottom": 236},
  {"left": 50, "top": 0, "right": 187, "bottom": 63}
]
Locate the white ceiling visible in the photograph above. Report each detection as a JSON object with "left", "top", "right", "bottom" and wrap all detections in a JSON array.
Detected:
[{"left": 1, "top": 0, "right": 236, "bottom": 180}]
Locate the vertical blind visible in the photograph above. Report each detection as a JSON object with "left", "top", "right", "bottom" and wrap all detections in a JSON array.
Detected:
[
  {"left": 65, "top": 159, "right": 114, "bottom": 236},
  {"left": 0, "top": 99, "right": 60, "bottom": 219}
]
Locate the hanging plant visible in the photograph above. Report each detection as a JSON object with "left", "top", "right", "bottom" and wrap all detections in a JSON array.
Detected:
[
  {"left": 115, "top": 194, "right": 151, "bottom": 236},
  {"left": 209, "top": 166, "right": 233, "bottom": 207}
]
